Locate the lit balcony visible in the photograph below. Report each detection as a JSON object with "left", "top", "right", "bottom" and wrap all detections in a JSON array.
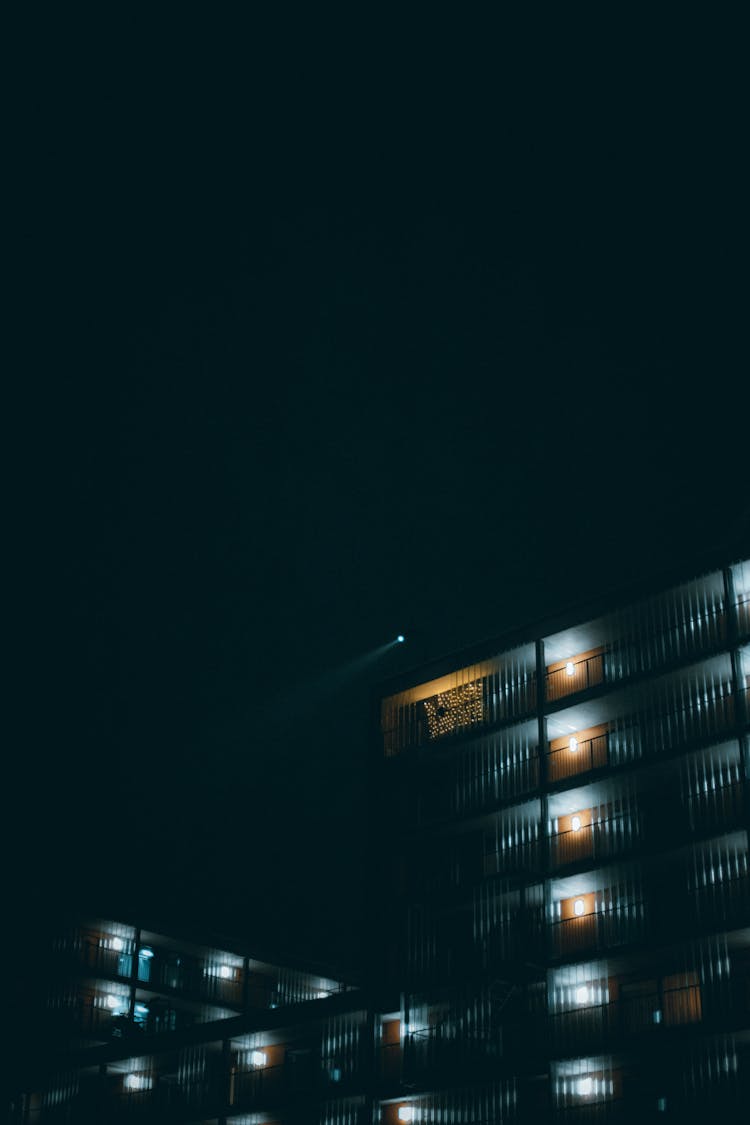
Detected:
[
  {"left": 546, "top": 649, "right": 606, "bottom": 703},
  {"left": 547, "top": 726, "right": 610, "bottom": 782},
  {"left": 229, "top": 1039, "right": 295, "bottom": 1109},
  {"left": 549, "top": 868, "right": 646, "bottom": 958},
  {"left": 549, "top": 782, "right": 641, "bottom": 869},
  {"left": 381, "top": 645, "right": 536, "bottom": 755}
]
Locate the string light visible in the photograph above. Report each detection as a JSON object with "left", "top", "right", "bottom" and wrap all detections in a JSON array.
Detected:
[{"left": 424, "top": 681, "right": 484, "bottom": 739}]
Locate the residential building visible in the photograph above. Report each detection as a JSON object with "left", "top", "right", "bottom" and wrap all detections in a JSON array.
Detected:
[
  {"left": 13, "top": 548, "right": 750, "bottom": 1123},
  {"left": 375, "top": 552, "right": 750, "bottom": 1123}
]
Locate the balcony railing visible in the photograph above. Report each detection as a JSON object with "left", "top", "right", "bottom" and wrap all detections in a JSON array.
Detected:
[
  {"left": 549, "top": 980, "right": 704, "bottom": 1053},
  {"left": 605, "top": 606, "right": 728, "bottom": 681},
  {"left": 484, "top": 838, "right": 542, "bottom": 878},
  {"left": 547, "top": 734, "right": 608, "bottom": 782},
  {"left": 550, "top": 906, "right": 646, "bottom": 957},
  {"left": 548, "top": 689, "right": 736, "bottom": 783},
  {"left": 455, "top": 754, "right": 540, "bottom": 817},
  {"left": 550, "top": 811, "right": 640, "bottom": 868},
  {"left": 54, "top": 936, "right": 134, "bottom": 978},
  {"left": 546, "top": 653, "right": 605, "bottom": 703},
  {"left": 684, "top": 779, "right": 744, "bottom": 833},
  {"left": 690, "top": 872, "right": 750, "bottom": 929}
]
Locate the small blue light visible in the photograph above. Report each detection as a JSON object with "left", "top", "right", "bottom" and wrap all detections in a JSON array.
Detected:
[{"left": 397, "top": 635, "right": 405, "bottom": 643}]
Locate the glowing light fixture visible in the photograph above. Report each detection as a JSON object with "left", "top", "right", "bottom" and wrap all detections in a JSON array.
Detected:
[
  {"left": 398, "top": 1109, "right": 417, "bottom": 1122},
  {"left": 111, "top": 937, "right": 124, "bottom": 952},
  {"left": 396, "top": 635, "right": 405, "bottom": 643},
  {"left": 124, "top": 1074, "right": 152, "bottom": 1092},
  {"left": 569, "top": 737, "right": 579, "bottom": 752},
  {"left": 571, "top": 815, "right": 582, "bottom": 832},
  {"left": 578, "top": 1077, "right": 593, "bottom": 1096},
  {"left": 139, "top": 947, "right": 154, "bottom": 959},
  {"left": 575, "top": 985, "right": 589, "bottom": 1005},
  {"left": 250, "top": 1050, "right": 267, "bottom": 1068},
  {"left": 105, "top": 994, "right": 120, "bottom": 1009},
  {"left": 219, "top": 965, "right": 233, "bottom": 980},
  {"left": 565, "top": 661, "right": 576, "bottom": 676},
  {"left": 573, "top": 898, "right": 585, "bottom": 917}
]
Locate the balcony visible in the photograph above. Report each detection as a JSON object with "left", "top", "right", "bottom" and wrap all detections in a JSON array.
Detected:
[
  {"left": 484, "top": 837, "right": 542, "bottom": 879},
  {"left": 455, "top": 734, "right": 541, "bottom": 817},
  {"left": 689, "top": 871, "right": 750, "bottom": 930},
  {"left": 547, "top": 731, "right": 609, "bottom": 783},
  {"left": 550, "top": 903, "right": 646, "bottom": 958},
  {"left": 683, "top": 777, "right": 745, "bottom": 834},
  {"left": 382, "top": 650, "right": 537, "bottom": 756},
  {"left": 546, "top": 651, "right": 606, "bottom": 704},
  {"left": 605, "top": 603, "right": 728, "bottom": 682},
  {"left": 230, "top": 1052, "right": 320, "bottom": 1109},
  {"left": 550, "top": 810, "right": 640, "bottom": 869}
]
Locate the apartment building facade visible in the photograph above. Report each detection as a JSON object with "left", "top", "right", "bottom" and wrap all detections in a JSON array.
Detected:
[
  {"left": 11, "top": 916, "right": 368, "bottom": 1124},
  {"left": 375, "top": 553, "right": 750, "bottom": 1123}
]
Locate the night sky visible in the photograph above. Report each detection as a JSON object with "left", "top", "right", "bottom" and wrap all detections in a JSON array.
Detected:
[{"left": 14, "top": 17, "right": 749, "bottom": 972}]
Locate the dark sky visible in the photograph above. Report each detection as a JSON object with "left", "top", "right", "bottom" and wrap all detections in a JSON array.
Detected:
[{"left": 13, "top": 17, "right": 749, "bottom": 970}]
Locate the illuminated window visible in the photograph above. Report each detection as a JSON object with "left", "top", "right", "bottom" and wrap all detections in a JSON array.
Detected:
[
  {"left": 219, "top": 965, "right": 234, "bottom": 980},
  {"left": 578, "top": 1078, "right": 593, "bottom": 1096},
  {"left": 571, "top": 815, "right": 582, "bottom": 832},
  {"left": 566, "top": 662, "right": 576, "bottom": 677},
  {"left": 250, "top": 1050, "right": 267, "bottom": 1068},
  {"left": 575, "top": 985, "right": 589, "bottom": 1004},
  {"left": 398, "top": 1109, "right": 417, "bottom": 1123},
  {"left": 137, "top": 947, "right": 154, "bottom": 983},
  {"left": 574, "top": 898, "right": 585, "bottom": 917},
  {"left": 569, "top": 737, "right": 579, "bottom": 752}
]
